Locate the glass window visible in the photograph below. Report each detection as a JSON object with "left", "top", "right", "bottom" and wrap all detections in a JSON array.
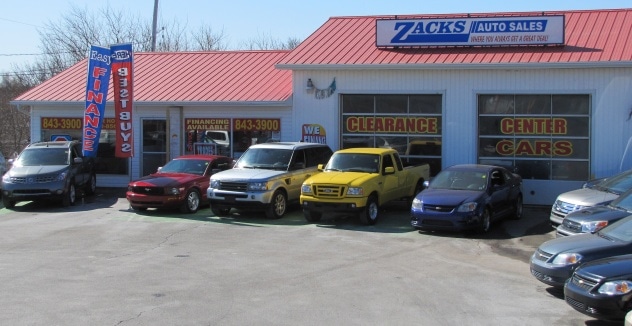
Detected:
[
  {"left": 341, "top": 94, "right": 442, "bottom": 176},
  {"left": 478, "top": 94, "right": 590, "bottom": 181}
]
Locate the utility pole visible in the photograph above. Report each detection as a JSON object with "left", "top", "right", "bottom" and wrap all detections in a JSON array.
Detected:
[{"left": 151, "top": 0, "right": 159, "bottom": 51}]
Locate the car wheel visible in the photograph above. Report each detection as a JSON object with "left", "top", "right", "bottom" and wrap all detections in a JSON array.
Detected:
[
  {"left": 180, "top": 189, "right": 200, "bottom": 213},
  {"left": 2, "top": 196, "right": 15, "bottom": 209},
  {"left": 511, "top": 196, "right": 523, "bottom": 220},
  {"left": 478, "top": 208, "right": 491, "bottom": 233},
  {"left": 359, "top": 195, "right": 379, "bottom": 225},
  {"left": 211, "top": 206, "right": 231, "bottom": 217},
  {"left": 85, "top": 174, "right": 96, "bottom": 196},
  {"left": 265, "top": 190, "right": 287, "bottom": 219},
  {"left": 303, "top": 209, "right": 322, "bottom": 223},
  {"left": 131, "top": 205, "right": 147, "bottom": 211},
  {"left": 62, "top": 183, "right": 76, "bottom": 207}
]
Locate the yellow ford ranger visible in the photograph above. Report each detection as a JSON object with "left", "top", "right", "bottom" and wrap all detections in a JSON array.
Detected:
[{"left": 300, "top": 147, "right": 430, "bottom": 225}]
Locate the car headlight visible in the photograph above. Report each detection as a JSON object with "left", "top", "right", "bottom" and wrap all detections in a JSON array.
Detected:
[
  {"left": 347, "top": 187, "right": 363, "bottom": 196},
  {"left": 301, "top": 184, "right": 312, "bottom": 194},
  {"left": 248, "top": 182, "right": 268, "bottom": 191},
  {"left": 2, "top": 173, "right": 11, "bottom": 183},
  {"left": 168, "top": 187, "right": 181, "bottom": 195},
  {"left": 411, "top": 198, "right": 423, "bottom": 210},
  {"left": 210, "top": 179, "right": 220, "bottom": 189},
  {"left": 57, "top": 171, "right": 68, "bottom": 181},
  {"left": 551, "top": 253, "right": 583, "bottom": 265},
  {"left": 598, "top": 280, "right": 632, "bottom": 295},
  {"left": 580, "top": 220, "right": 609, "bottom": 233},
  {"left": 457, "top": 202, "right": 477, "bottom": 212}
]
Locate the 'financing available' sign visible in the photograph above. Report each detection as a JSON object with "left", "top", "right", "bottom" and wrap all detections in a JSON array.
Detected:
[{"left": 376, "top": 15, "right": 564, "bottom": 47}]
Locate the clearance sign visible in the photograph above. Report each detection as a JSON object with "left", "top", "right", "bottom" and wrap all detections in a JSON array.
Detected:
[{"left": 344, "top": 116, "right": 439, "bottom": 134}]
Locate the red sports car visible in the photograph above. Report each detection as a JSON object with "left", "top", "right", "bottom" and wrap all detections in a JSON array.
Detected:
[{"left": 127, "top": 155, "right": 233, "bottom": 213}]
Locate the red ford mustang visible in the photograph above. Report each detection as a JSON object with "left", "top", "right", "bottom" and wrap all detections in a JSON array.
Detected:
[{"left": 127, "top": 155, "right": 233, "bottom": 213}]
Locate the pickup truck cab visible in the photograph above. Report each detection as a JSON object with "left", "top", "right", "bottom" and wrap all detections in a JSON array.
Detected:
[
  {"left": 1, "top": 141, "right": 96, "bottom": 208},
  {"left": 207, "top": 142, "right": 333, "bottom": 219},
  {"left": 300, "top": 148, "right": 430, "bottom": 225}
]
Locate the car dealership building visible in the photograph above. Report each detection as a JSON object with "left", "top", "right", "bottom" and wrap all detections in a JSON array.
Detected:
[{"left": 12, "top": 8, "right": 632, "bottom": 205}]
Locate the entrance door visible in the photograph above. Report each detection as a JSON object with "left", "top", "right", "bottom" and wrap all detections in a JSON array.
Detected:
[{"left": 141, "top": 119, "right": 167, "bottom": 176}]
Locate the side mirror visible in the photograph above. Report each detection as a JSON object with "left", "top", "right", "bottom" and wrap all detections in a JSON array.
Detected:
[
  {"left": 423, "top": 180, "right": 430, "bottom": 188},
  {"left": 318, "top": 164, "right": 324, "bottom": 171},
  {"left": 73, "top": 157, "right": 83, "bottom": 164},
  {"left": 384, "top": 166, "right": 395, "bottom": 174}
]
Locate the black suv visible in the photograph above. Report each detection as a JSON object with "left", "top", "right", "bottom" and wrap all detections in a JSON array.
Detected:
[{"left": 1, "top": 141, "right": 96, "bottom": 208}]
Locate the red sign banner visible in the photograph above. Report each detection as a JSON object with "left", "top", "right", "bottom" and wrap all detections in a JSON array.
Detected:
[{"left": 110, "top": 43, "right": 134, "bottom": 158}]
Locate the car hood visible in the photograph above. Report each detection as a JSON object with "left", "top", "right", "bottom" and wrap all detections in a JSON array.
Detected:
[
  {"left": 130, "top": 173, "right": 201, "bottom": 187},
  {"left": 305, "top": 171, "right": 376, "bottom": 186},
  {"left": 538, "top": 232, "right": 622, "bottom": 255},
  {"left": 557, "top": 188, "right": 618, "bottom": 206},
  {"left": 416, "top": 189, "right": 482, "bottom": 206},
  {"left": 565, "top": 205, "right": 631, "bottom": 223},
  {"left": 210, "top": 168, "right": 286, "bottom": 182},
  {"left": 6, "top": 165, "right": 68, "bottom": 176},
  {"left": 576, "top": 254, "right": 632, "bottom": 279}
]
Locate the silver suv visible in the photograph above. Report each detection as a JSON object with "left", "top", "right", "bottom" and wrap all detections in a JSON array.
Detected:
[
  {"left": 550, "top": 169, "right": 632, "bottom": 227},
  {"left": 207, "top": 142, "right": 333, "bottom": 219},
  {"left": 1, "top": 141, "right": 96, "bottom": 208}
]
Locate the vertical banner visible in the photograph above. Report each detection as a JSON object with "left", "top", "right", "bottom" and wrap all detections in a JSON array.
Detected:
[
  {"left": 110, "top": 43, "right": 134, "bottom": 158},
  {"left": 83, "top": 45, "right": 112, "bottom": 157}
]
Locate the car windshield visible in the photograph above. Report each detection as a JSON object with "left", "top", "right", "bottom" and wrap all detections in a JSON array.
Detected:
[
  {"left": 429, "top": 170, "right": 488, "bottom": 190},
  {"left": 159, "top": 159, "right": 209, "bottom": 175},
  {"left": 609, "top": 190, "right": 632, "bottom": 211},
  {"left": 599, "top": 216, "right": 632, "bottom": 242},
  {"left": 14, "top": 148, "right": 69, "bottom": 166},
  {"left": 235, "top": 148, "right": 292, "bottom": 170},
  {"left": 595, "top": 170, "right": 632, "bottom": 195},
  {"left": 325, "top": 153, "right": 379, "bottom": 173}
]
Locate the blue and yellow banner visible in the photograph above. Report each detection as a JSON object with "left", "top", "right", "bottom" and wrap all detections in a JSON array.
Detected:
[{"left": 82, "top": 45, "right": 111, "bottom": 157}]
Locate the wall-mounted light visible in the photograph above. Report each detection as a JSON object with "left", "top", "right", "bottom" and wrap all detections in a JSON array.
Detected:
[{"left": 306, "top": 78, "right": 314, "bottom": 92}]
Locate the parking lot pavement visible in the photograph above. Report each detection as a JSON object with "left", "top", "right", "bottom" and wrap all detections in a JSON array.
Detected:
[{"left": 0, "top": 191, "right": 620, "bottom": 325}]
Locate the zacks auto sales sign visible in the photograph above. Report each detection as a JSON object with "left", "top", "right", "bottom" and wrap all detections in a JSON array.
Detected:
[{"left": 82, "top": 43, "right": 134, "bottom": 158}]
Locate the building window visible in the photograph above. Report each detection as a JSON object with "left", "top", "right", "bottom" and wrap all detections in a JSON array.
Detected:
[
  {"left": 184, "top": 118, "right": 281, "bottom": 159},
  {"left": 40, "top": 117, "right": 128, "bottom": 175},
  {"left": 340, "top": 94, "right": 442, "bottom": 175},
  {"left": 478, "top": 94, "right": 590, "bottom": 181}
]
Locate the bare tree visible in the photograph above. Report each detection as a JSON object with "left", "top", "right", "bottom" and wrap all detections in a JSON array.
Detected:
[
  {"left": 0, "top": 76, "right": 32, "bottom": 158},
  {"left": 240, "top": 32, "right": 302, "bottom": 50}
]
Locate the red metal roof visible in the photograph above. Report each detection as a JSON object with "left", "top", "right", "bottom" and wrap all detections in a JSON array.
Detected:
[
  {"left": 14, "top": 50, "right": 292, "bottom": 103},
  {"left": 278, "top": 8, "right": 632, "bottom": 67}
]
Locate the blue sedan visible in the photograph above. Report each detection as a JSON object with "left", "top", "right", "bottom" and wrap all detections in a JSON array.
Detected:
[{"left": 410, "top": 164, "right": 523, "bottom": 233}]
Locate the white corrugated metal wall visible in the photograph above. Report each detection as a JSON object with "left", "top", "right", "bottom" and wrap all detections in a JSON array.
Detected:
[{"left": 292, "top": 67, "right": 632, "bottom": 205}]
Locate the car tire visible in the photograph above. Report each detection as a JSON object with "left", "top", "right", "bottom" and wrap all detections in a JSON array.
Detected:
[
  {"left": 85, "top": 174, "right": 96, "bottom": 196},
  {"left": 62, "top": 183, "right": 76, "bottom": 207},
  {"left": 131, "top": 205, "right": 147, "bottom": 211},
  {"left": 511, "top": 196, "right": 523, "bottom": 220},
  {"left": 359, "top": 195, "right": 379, "bottom": 225},
  {"left": 265, "top": 190, "right": 287, "bottom": 219},
  {"left": 180, "top": 189, "right": 200, "bottom": 213},
  {"left": 303, "top": 209, "right": 322, "bottom": 223},
  {"left": 211, "top": 206, "right": 231, "bottom": 217},
  {"left": 2, "top": 196, "right": 15, "bottom": 209},
  {"left": 478, "top": 208, "right": 491, "bottom": 233}
]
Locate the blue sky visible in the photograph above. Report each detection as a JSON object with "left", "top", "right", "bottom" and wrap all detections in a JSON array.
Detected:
[{"left": 0, "top": 0, "right": 629, "bottom": 74}]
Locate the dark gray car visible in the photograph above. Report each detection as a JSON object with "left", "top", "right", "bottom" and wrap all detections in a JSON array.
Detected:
[
  {"left": 530, "top": 214, "right": 632, "bottom": 288},
  {"left": 1, "top": 141, "right": 96, "bottom": 208}
]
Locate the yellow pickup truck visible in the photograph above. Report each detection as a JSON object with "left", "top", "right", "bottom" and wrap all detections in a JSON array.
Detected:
[{"left": 300, "top": 147, "right": 430, "bottom": 225}]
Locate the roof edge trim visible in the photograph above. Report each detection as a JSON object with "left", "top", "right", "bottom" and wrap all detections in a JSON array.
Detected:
[{"left": 277, "top": 62, "right": 632, "bottom": 70}]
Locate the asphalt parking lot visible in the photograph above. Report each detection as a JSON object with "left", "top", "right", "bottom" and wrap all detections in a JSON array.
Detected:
[{"left": 0, "top": 189, "right": 621, "bottom": 325}]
